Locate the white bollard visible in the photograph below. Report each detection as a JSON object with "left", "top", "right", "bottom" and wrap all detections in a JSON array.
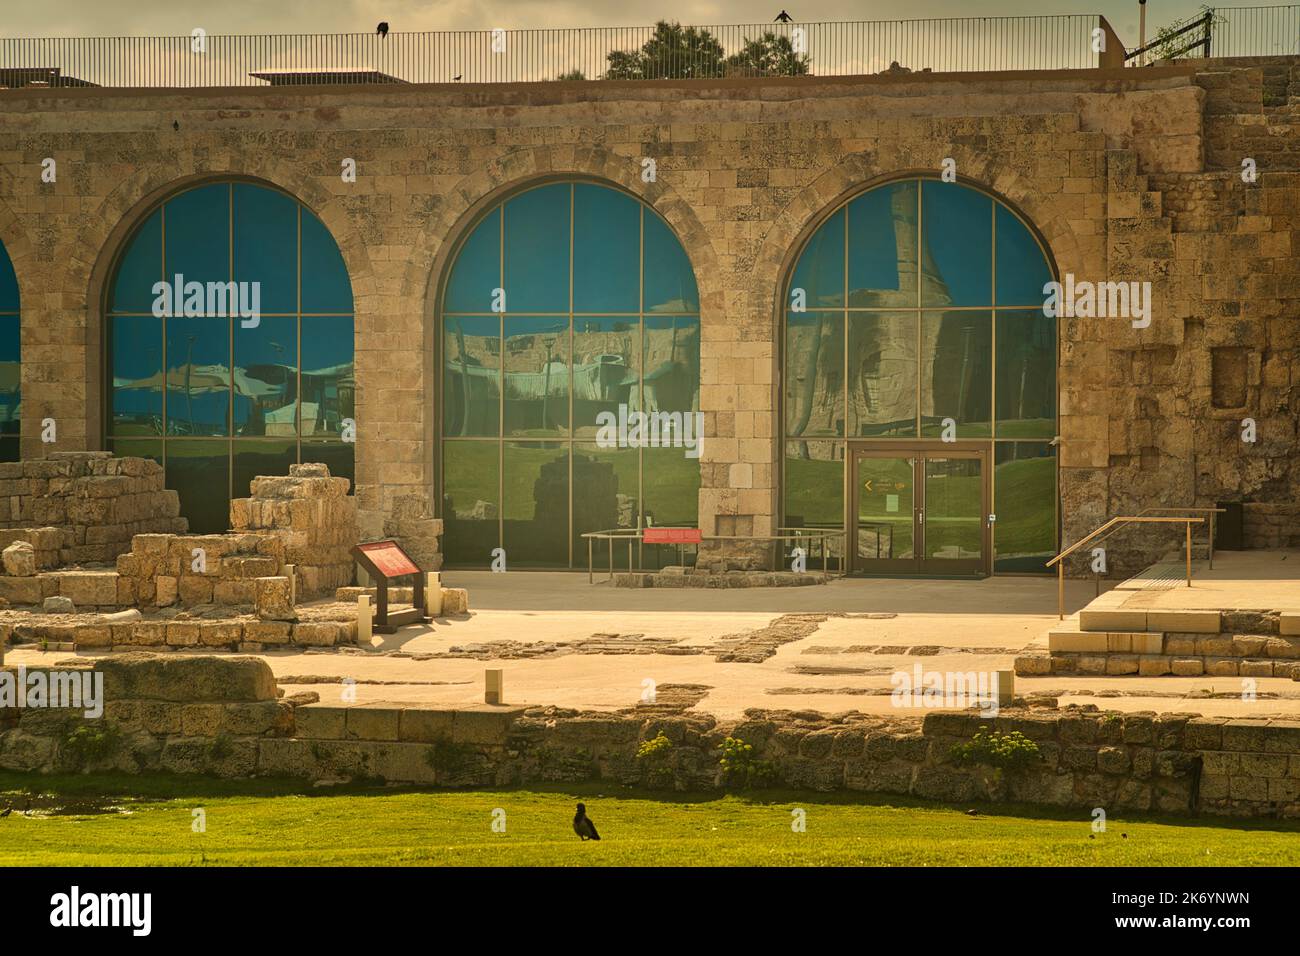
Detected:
[
  {"left": 357, "top": 594, "right": 373, "bottom": 647},
  {"left": 426, "top": 572, "right": 443, "bottom": 618},
  {"left": 485, "top": 668, "right": 503, "bottom": 705}
]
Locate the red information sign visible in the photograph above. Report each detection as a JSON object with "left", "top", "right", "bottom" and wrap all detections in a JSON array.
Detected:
[
  {"left": 356, "top": 541, "right": 421, "bottom": 578},
  {"left": 643, "top": 527, "right": 703, "bottom": 545}
]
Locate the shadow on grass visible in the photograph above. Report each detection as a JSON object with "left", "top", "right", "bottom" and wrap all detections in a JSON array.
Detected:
[{"left": 4, "top": 771, "right": 1298, "bottom": 836}]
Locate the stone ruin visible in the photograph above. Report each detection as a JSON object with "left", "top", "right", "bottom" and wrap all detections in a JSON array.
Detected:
[{"left": 0, "top": 457, "right": 462, "bottom": 655}]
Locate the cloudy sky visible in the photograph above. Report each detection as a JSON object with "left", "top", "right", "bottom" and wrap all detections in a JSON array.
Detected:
[{"left": 4, "top": 0, "right": 1220, "bottom": 48}]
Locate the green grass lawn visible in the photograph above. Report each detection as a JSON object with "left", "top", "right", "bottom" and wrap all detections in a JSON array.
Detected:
[{"left": 1, "top": 773, "right": 1297, "bottom": 867}]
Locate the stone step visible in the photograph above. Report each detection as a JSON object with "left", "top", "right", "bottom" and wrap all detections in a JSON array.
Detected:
[
  {"left": 1048, "top": 627, "right": 1163, "bottom": 654},
  {"left": 1079, "top": 608, "right": 1222, "bottom": 633},
  {"left": 1281, "top": 612, "right": 1300, "bottom": 636}
]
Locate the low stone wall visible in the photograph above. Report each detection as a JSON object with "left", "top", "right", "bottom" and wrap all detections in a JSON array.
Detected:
[
  {"left": 614, "top": 568, "right": 829, "bottom": 588},
  {"left": 4, "top": 653, "right": 1300, "bottom": 818},
  {"left": 230, "top": 463, "right": 356, "bottom": 599},
  {"left": 115, "top": 533, "right": 286, "bottom": 610},
  {"left": 0, "top": 453, "right": 186, "bottom": 566}
]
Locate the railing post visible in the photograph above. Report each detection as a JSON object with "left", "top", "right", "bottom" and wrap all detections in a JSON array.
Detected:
[
  {"left": 1058, "top": 562, "right": 1064, "bottom": 621},
  {"left": 588, "top": 536, "right": 593, "bottom": 585},
  {"left": 1209, "top": 510, "right": 1215, "bottom": 570},
  {"left": 1186, "top": 521, "right": 1193, "bottom": 586}
]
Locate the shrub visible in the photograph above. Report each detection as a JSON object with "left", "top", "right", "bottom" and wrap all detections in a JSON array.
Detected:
[
  {"left": 719, "top": 736, "right": 775, "bottom": 790},
  {"left": 636, "top": 731, "right": 673, "bottom": 761},
  {"left": 62, "top": 723, "right": 120, "bottom": 770},
  {"left": 949, "top": 727, "right": 1041, "bottom": 772}
]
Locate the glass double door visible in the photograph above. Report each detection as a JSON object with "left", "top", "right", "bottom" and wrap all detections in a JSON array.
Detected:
[{"left": 851, "top": 445, "right": 989, "bottom": 575}]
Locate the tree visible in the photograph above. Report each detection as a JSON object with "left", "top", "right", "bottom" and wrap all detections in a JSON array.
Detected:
[
  {"left": 603, "top": 21, "right": 726, "bottom": 80},
  {"left": 556, "top": 68, "right": 586, "bottom": 81},
  {"left": 725, "top": 32, "right": 811, "bottom": 77}
]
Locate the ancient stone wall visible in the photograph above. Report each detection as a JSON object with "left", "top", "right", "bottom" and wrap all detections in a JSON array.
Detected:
[{"left": 3, "top": 653, "right": 1300, "bottom": 818}]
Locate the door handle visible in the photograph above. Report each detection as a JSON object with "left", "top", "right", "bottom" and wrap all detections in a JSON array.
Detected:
[{"left": 918, "top": 510, "right": 924, "bottom": 524}]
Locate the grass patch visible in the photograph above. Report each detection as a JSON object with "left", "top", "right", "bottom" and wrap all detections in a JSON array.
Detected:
[{"left": 0, "top": 772, "right": 1297, "bottom": 867}]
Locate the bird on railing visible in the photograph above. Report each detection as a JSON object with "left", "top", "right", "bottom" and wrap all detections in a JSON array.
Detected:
[
  {"left": 775, "top": 10, "right": 793, "bottom": 22},
  {"left": 453, "top": 73, "right": 462, "bottom": 81},
  {"left": 377, "top": 22, "right": 389, "bottom": 38}
]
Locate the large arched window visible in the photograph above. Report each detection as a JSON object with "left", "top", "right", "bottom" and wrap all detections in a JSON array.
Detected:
[
  {"left": 0, "top": 240, "right": 18, "bottom": 461},
  {"left": 106, "top": 181, "right": 354, "bottom": 533},
  {"left": 782, "top": 177, "right": 1057, "bottom": 573},
  {"left": 439, "top": 180, "right": 700, "bottom": 568}
]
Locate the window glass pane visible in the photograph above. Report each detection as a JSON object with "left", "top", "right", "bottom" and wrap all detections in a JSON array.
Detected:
[
  {"left": 110, "top": 208, "right": 162, "bottom": 313},
  {"left": 164, "top": 440, "right": 229, "bottom": 534},
  {"left": 644, "top": 316, "right": 699, "bottom": 419},
  {"left": 233, "top": 438, "right": 297, "bottom": 500},
  {"left": 921, "top": 181, "right": 991, "bottom": 307},
  {"left": 301, "top": 315, "right": 354, "bottom": 436},
  {"left": 784, "top": 311, "right": 844, "bottom": 438},
  {"left": 233, "top": 184, "right": 298, "bottom": 314},
  {"left": 166, "top": 316, "right": 230, "bottom": 436},
  {"left": 996, "top": 205, "right": 1053, "bottom": 307},
  {"left": 301, "top": 208, "right": 353, "bottom": 313},
  {"left": 503, "top": 441, "right": 569, "bottom": 567},
  {"left": 573, "top": 183, "right": 639, "bottom": 312},
  {"left": 642, "top": 444, "right": 699, "bottom": 530},
  {"left": 573, "top": 316, "right": 640, "bottom": 437},
  {"left": 442, "top": 441, "right": 499, "bottom": 566},
  {"left": 848, "top": 181, "right": 918, "bottom": 307},
  {"left": 302, "top": 441, "right": 355, "bottom": 492},
  {"left": 110, "top": 316, "right": 164, "bottom": 435},
  {"left": 107, "top": 438, "right": 162, "bottom": 466},
  {"left": 443, "top": 315, "right": 499, "bottom": 437},
  {"left": 848, "top": 312, "right": 916, "bottom": 437},
  {"left": 996, "top": 309, "right": 1056, "bottom": 438},
  {"left": 643, "top": 210, "right": 699, "bottom": 312},
  {"left": 0, "top": 438, "right": 16, "bottom": 463},
  {"left": 234, "top": 315, "right": 297, "bottom": 436},
  {"left": 994, "top": 441, "right": 1056, "bottom": 573},
  {"left": 0, "top": 244, "right": 18, "bottom": 313},
  {"left": 920, "top": 310, "right": 991, "bottom": 437},
  {"left": 445, "top": 208, "right": 500, "bottom": 313},
  {"left": 783, "top": 440, "right": 843, "bottom": 528},
  {"left": 572, "top": 443, "right": 639, "bottom": 562},
  {"left": 504, "top": 316, "right": 569, "bottom": 436},
  {"left": 0, "top": 315, "right": 18, "bottom": 436},
  {"left": 503, "top": 185, "right": 569, "bottom": 313},
  {"left": 164, "top": 184, "right": 230, "bottom": 288},
  {"left": 789, "top": 207, "right": 844, "bottom": 310}
]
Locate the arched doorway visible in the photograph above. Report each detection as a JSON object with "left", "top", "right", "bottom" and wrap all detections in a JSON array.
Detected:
[
  {"left": 0, "top": 239, "right": 18, "bottom": 461},
  {"left": 781, "top": 176, "right": 1058, "bottom": 574},
  {"left": 104, "top": 180, "right": 354, "bottom": 532}
]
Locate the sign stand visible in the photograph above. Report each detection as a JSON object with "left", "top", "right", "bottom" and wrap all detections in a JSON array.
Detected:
[{"left": 350, "top": 540, "right": 430, "bottom": 633}]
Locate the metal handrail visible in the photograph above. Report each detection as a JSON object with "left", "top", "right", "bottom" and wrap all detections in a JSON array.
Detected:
[
  {"left": 581, "top": 527, "right": 846, "bottom": 583},
  {"left": 1046, "top": 514, "right": 1209, "bottom": 620}
]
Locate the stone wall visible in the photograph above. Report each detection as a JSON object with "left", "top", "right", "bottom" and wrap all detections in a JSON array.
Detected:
[
  {"left": 3, "top": 653, "right": 1300, "bottom": 818},
  {"left": 115, "top": 533, "right": 286, "bottom": 609},
  {"left": 0, "top": 453, "right": 185, "bottom": 566},
  {"left": 230, "top": 463, "right": 357, "bottom": 598},
  {"left": 1243, "top": 502, "right": 1300, "bottom": 549},
  {"left": 0, "top": 62, "right": 1297, "bottom": 566}
]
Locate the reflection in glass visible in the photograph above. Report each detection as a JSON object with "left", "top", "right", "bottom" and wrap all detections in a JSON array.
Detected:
[
  {"left": 847, "top": 182, "right": 918, "bottom": 307},
  {"left": 108, "top": 438, "right": 162, "bottom": 465},
  {"left": 848, "top": 312, "right": 916, "bottom": 437},
  {"left": 784, "top": 311, "right": 844, "bottom": 438},
  {"left": 783, "top": 440, "right": 843, "bottom": 529},
  {"left": 165, "top": 184, "right": 230, "bottom": 289},
  {"left": 643, "top": 211, "right": 699, "bottom": 313},
  {"left": 445, "top": 207, "right": 500, "bottom": 313},
  {"left": 994, "top": 442, "right": 1056, "bottom": 572},
  {"left": 443, "top": 315, "right": 500, "bottom": 437},
  {"left": 503, "top": 441, "right": 569, "bottom": 567},
  {"left": 921, "top": 310, "right": 991, "bottom": 437},
  {"left": 789, "top": 207, "right": 844, "bottom": 310},
  {"left": 921, "top": 180, "right": 992, "bottom": 307},
  {"left": 442, "top": 441, "right": 499, "bottom": 567},
  {"left": 503, "top": 185, "right": 570, "bottom": 312},
  {"left": 644, "top": 316, "right": 699, "bottom": 418},
  {"left": 301, "top": 315, "right": 354, "bottom": 436},
  {"left": 301, "top": 441, "right": 355, "bottom": 491},
  {"left": 505, "top": 316, "right": 569, "bottom": 436},
  {"left": 112, "top": 316, "right": 164, "bottom": 435},
  {"left": 996, "top": 205, "right": 1053, "bottom": 307},
  {"left": 0, "top": 241, "right": 16, "bottom": 454},
  {"left": 856, "top": 455, "right": 914, "bottom": 559},
  {"left": 574, "top": 184, "right": 639, "bottom": 312},
  {"left": 923, "top": 457, "right": 982, "bottom": 560},
  {"left": 165, "top": 316, "right": 230, "bottom": 436},
  {"left": 573, "top": 316, "right": 640, "bottom": 436},
  {"left": 164, "top": 440, "right": 229, "bottom": 533},
  {"left": 234, "top": 315, "right": 296, "bottom": 436},
  {"left": 110, "top": 209, "right": 161, "bottom": 313},
  {"left": 302, "top": 210, "right": 354, "bottom": 313},
  {"left": 572, "top": 442, "right": 638, "bottom": 560},
  {"left": 995, "top": 310, "right": 1056, "bottom": 438},
  {"left": 233, "top": 438, "right": 296, "bottom": 499},
  {"left": 233, "top": 184, "right": 298, "bottom": 314}
]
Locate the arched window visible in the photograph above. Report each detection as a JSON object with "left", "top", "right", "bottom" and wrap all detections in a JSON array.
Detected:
[
  {"left": 439, "top": 180, "right": 700, "bottom": 568},
  {"left": 782, "top": 177, "right": 1057, "bottom": 573},
  {"left": 105, "top": 181, "right": 354, "bottom": 533},
  {"left": 0, "top": 240, "right": 18, "bottom": 461}
]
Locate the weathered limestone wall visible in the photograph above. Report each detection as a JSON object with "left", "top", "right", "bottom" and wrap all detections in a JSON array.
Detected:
[
  {"left": 0, "top": 61, "right": 1296, "bottom": 567},
  {"left": 2, "top": 653, "right": 1300, "bottom": 818}
]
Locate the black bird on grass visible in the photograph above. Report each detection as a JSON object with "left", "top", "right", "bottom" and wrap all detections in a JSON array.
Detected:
[
  {"left": 377, "top": 22, "right": 389, "bottom": 38},
  {"left": 775, "top": 11, "right": 793, "bottom": 23},
  {"left": 573, "top": 802, "right": 600, "bottom": 841}
]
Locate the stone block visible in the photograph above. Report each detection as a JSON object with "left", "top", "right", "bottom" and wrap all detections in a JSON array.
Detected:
[
  {"left": 1147, "top": 610, "right": 1221, "bottom": 633},
  {"left": 1, "top": 541, "right": 35, "bottom": 577},
  {"left": 346, "top": 706, "right": 400, "bottom": 741},
  {"left": 95, "top": 653, "right": 276, "bottom": 702},
  {"left": 1170, "top": 658, "right": 1204, "bottom": 676},
  {"left": 1079, "top": 608, "right": 1147, "bottom": 631},
  {"left": 294, "top": 705, "right": 348, "bottom": 739},
  {"left": 255, "top": 576, "right": 296, "bottom": 621}
]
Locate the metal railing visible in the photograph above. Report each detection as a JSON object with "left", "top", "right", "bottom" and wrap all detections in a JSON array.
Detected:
[
  {"left": 582, "top": 527, "right": 845, "bottom": 583},
  {"left": 1045, "top": 509, "right": 1226, "bottom": 620},
  {"left": 0, "top": 16, "right": 1109, "bottom": 89},
  {"left": 1128, "top": 5, "right": 1300, "bottom": 65}
]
